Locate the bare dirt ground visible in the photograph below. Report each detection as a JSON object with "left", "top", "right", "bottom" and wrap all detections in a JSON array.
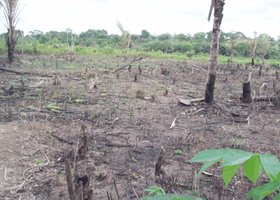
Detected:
[{"left": 0, "top": 54, "right": 280, "bottom": 200}]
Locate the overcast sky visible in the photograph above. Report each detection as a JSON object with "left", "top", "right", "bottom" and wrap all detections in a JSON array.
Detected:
[{"left": 0, "top": 0, "right": 279, "bottom": 39}]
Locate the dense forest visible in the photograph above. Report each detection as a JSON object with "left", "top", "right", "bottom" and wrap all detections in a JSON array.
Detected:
[{"left": 0, "top": 28, "right": 279, "bottom": 63}]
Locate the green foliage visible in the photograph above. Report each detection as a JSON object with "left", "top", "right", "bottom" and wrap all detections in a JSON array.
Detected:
[
  {"left": 174, "top": 150, "right": 182, "bottom": 155},
  {"left": 43, "top": 102, "right": 62, "bottom": 112},
  {"left": 35, "top": 158, "right": 42, "bottom": 165},
  {"left": 142, "top": 194, "right": 201, "bottom": 200},
  {"left": 142, "top": 186, "right": 202, "bottom": 200},
  {"left": 143, "top": 186, "right": 166, "bottom": 196},
  {"left": 130, "top": 157, "right": 137, "bottom": 162},
  {"left": 188, "top": 149, "right": 280, "bottom": 199},
  {"left": 141, "top": 30, "right": 151, "bottom": 39},
  {"left": 1, "top": 28, "right": 279, "bottom": 64}
]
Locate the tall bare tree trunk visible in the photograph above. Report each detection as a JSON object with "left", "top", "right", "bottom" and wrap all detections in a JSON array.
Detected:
[
  {"left": 205, "top": 0, "right": 225, "bottom": 104},
  {"left": 230, "top": 48, "right": 234, "bottom": 61},
  {"left": 251, "top": 49, "right": 255, "bottom": 66},
  {"left": 261, "top": 53, "right": 265, "bottom": 65},
  {"left": 124, "top": 47, "right": 128, "bottom": 61},
  {"left": 21, "top": 31, "right": 24, "bottom": 59}
]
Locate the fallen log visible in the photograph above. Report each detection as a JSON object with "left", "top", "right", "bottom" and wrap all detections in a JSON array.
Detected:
[
  {"left": 0, "top": 67, "right": 52, "bottom": 77},
  {"left": 113, "top": 57, "right": 143, "bottom": 73}
]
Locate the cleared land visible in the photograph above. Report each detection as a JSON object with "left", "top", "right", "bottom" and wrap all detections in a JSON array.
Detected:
[{"left": 0, "top": 55, "right": 280, "bottom": 199}]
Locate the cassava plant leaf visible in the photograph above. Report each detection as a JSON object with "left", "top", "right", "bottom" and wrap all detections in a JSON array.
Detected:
[
  {"left": 245, "top": 178, "right": 280, "bottom": 200},
  {"left": 244, "top": 154, "right": 262, "bottom": 184},
  {"left": 260, "top": 154, "right": 280, "bottom": 180},
  {"left": 144, "top": 186, "right": 166, "bottom": 196},
  {"left": 195, "top": 157, "right": 223, "bottom": 179},
  {"left": 222, "top": 163, "right": 242, "bottom": 188},
  {"left": 221, "top": 149, "right": 253, "bottom": 167},
  {"left": 187, "top": 148, "right": 229, "bottom": 162}
]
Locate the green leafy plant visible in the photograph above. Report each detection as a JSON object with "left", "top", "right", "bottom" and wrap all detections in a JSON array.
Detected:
[
  {"left": 141, "top": 186, "right": 202, "bottom": 200},
  {"left": 43, "top": 102, "right": 62, "bottom": 112},
  {"left": 174, "top": 150, "right": 182, "bottom": 155},
  {"left": 75, "top": 99, "right": 84, "bottom": 103},
  {"left": 187, "top": 149, "right": 280, "bottom": 200},
  {"left": 100, "top": 152, "right": 105, "bottom": 155},
  {"left": 130, "top": 157, "right": 137, "bottom": 162},
  {"left": 35, "top": 158, "right": 42, "bottom": 165},
  {"left": 144, "top": 186, "right": 166, "bottom": 197}
]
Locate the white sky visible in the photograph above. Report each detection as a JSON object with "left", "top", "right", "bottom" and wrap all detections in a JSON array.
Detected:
[{"left": 0, "top": 0, "right": 279, "bottom": 39}]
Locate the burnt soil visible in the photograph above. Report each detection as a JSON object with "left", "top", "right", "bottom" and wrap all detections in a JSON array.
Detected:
[{"left": 0, "top": 54, "right": 280, "bottom": 200}]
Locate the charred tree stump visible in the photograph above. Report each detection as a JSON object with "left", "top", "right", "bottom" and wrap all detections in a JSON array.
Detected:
[
  {"left": 205, "top": 74, "right": 216, "bottom": 104},
  {"left": 276, "top": 71, "right": 279, "bottom": 80},
  {"left": 138, "top": 65, "right": 142, "bottom": 75},
  {"left": 155, "top": 146, "right": 165, "bottom": 177},
  {"left": 78, "top": 124, "right": 88, "bottom": 160},
  {"left": 258, "top": 66, "right": 262, "bottom": 77},
  {"left": 74, "top": 174, "right": 93, "bottom": 200},
  {"left": 134, "top": 74, "right": 138, "bottom": 82},
  {"left": 273, "top": 80, "right": 279, "bottom": 106},
  {"left": 128, "top": 65, "right": 132, "bottom": 72},
  {"left": 243, "top": 82, "right": 252, "bottom": 103}
]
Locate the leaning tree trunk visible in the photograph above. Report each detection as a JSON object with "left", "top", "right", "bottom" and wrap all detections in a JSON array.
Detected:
[{"left": 205, "top": 0, "right": 225, "bottom": 104}]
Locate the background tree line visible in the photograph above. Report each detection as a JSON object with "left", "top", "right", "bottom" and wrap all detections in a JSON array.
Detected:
[{"left": 0, "top": 28, "right": 279, "bottom": 62}]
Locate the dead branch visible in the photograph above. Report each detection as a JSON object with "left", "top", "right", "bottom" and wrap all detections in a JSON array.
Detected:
[
  {"left": 0, "top": 66, "right": 52, "bottom": 77},
  {"left": 65, "top": 159, "right": 76, "bottom": 200},
  {"left": 155, "top": 146, "right": 165, "bottom": 177},
  {"left": 78, "top": 124, "right": 88, "bottom": 160},
  {"left": 105, "top": 143, "right": 133, "bottom": 148},
  {"left": 50, "top": 132, "right": 73, "bottom": 145},
  {"left": 113, "top": 57, "right": 143, "bottom": 73}
]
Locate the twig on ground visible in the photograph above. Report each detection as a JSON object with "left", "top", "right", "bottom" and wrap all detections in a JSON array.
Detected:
[
  {"left": 42, "top": 148, "right": 50, "bottom": 165},
  {"left": 103, "top": 117, "right": 119, "bottom": 134},
  {"left": 50, "top": 132, "right": 73, "bottom": 145},
  {"left": 132, "top": 187, "right": 140, "bottom": 200},
  {"left": 0, "top": 67, "right": 51, "bottom": 77},
  {"left": 192, "top": 108, "right": 205, "bottom": 115},
  {"left": 4, "top": 166, "right": 7, "bottom": 181},
  {"left": 170, "top": 118, "right": 177, "bottom": 129},
  {"left": 56, "top": 149, "right": 73, "bottom": 163},
  {"left": 23, "top": 167, "right": 34, "bottom": 182},
  {"left": 105, "top": 143, "right": 133, "bottom": 148},
  {"left": 113, "top": 178, "right": 120, "bottom": 200},
  {"left": 10, "top": 181, "right": 26, "bottom": 193}
]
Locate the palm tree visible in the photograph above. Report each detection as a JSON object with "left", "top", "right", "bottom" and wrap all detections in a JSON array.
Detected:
[
  {"left": 205, "top": 0, "right": 225, "bottom": 104},
  {"left": 2, "top": 0, "right": 23, "bottom": 63},
  {"left": 116, "top": 20, "right": 131, "bottom": 61}
]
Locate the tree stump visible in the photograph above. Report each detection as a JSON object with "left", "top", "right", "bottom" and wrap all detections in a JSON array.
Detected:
[
  {"left": 243, "top": 82, "right": 252, "bottom": 103},
  {"left": 78, "top": 124, "right": 88, "bottom": 160}
]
